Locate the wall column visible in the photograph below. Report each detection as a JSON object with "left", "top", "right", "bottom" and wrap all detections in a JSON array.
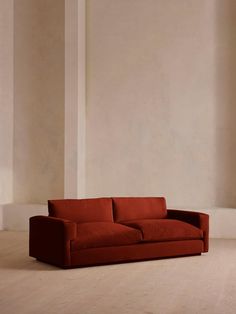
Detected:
[
  {"left": 0, "top": 0, "right": 14, "bottom": 229},
  {"left": 65, "top": 0, "right": 86, "bottom": 198}
]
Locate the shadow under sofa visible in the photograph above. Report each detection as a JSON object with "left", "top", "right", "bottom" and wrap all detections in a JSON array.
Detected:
[{"left": 29, "top": 197, "right": 209, "bottom": 268}]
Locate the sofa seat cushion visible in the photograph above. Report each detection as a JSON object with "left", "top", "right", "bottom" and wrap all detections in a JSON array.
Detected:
[
  {"left": 71, "top": 222, "right": 142, "bottom": 251},
  {"left": 121, "top": 219, "right": 203, "bottom": 242}
]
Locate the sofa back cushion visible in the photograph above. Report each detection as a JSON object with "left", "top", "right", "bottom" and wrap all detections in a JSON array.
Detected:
[
  {"left": 112, "top": 197, "right": 167, "bottom": 222},
  {"left": 48, "top": 198, "right": 113, "bottom": 223}
]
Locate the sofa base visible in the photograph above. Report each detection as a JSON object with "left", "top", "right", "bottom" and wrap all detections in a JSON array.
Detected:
[
  {"left": 34, "top": 240, "right": 204, "bottom": 268},
  {"left": 36, "top": 253, "right": 202, "bottom": 269},
  {"left": 70, "top": 240, "right": 203, "bottom": 267},
  {"left": 35, "top": 240, "right": 204, "bottom": 269}
]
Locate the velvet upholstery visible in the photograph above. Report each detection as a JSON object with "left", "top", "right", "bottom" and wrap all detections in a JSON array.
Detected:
[
  {"left": 71, "top": 222, "right": 142, "bottom": 250},
  {"left": 29, "top": 197, "right": 209, "bottom": 268},
  {"left": 121, "top": 219, "right": 203, "bottom": 242},
  {"left": 167, "top": 209, "right": 209, "bottom": 252},
  {"left": 71, "top": 240, "right": 203, "bottom": 267},
  {"left": 113, "top": 197, "right": 167, "bottom": 222},
  {"left": 29, "top": 216, "right": 77, "bottom": 267},
  {"left": 48, "top": 198, "right": 113, "bottom": 223}
]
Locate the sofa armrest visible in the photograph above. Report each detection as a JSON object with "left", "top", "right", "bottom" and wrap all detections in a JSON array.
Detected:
[
  {"left": 167, "top": 209, "right": 209, "bottom": 252},
  {"left": 29, "top": 216, "right": 77, "bottom": 267}
]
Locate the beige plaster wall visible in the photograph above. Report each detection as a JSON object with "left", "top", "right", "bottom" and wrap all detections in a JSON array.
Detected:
[
  {"left": 65, "top": 0, "right": 86, "bottom": 198},
  {"left": 86, "top": 0, "right": 236, "bottom": 208},
  {"left": 14, "top": 0, "right": 65, "bottom": 203},
  {"left": 0, "top": 0, "right": 14, "bottom": 204}
]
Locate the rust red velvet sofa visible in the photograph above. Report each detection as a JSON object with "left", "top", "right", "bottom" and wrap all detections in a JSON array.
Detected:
[{"left": 29, "top": 197, "right": 209, "bottom": 268}]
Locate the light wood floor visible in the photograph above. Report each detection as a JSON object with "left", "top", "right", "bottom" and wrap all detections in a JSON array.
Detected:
[{"left": 0, "top": 232, "right": 235, "bottom": 314}]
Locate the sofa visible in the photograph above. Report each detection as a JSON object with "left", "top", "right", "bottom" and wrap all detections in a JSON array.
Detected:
[{"left": 29, "top": 197, "right": 209, "bottom": 268}]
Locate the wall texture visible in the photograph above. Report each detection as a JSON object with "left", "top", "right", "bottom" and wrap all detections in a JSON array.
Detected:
[
  {"left": 86, "top": 0, "right": 236, "bottom": 208},
  {"left": 0, "top": 0, "right": 14, "bottom": 204},
  {"left": 65, "top": 0, "right": 86, "bottom": 198},
  {"left": 1, "top": 0, "right": 236, "bottom": 210},
  {"left": 14, "top": 0, "right": 65, "bottom": 203}
]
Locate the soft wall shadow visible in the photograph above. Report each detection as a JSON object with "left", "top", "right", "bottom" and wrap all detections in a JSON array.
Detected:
[{"left": 215, "top": 0, "right": 236, "bottom": 207}]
